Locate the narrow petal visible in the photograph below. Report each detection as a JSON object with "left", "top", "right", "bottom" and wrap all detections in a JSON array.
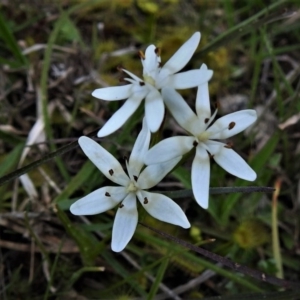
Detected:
[
  {"left": 195, "top": 64, "right": 211, "bottom": 120},
  {"left": 144, "top": 86, "right": 165, "bottom": 133},
  {"left": 128, "top": 118, "right": 151, "bottom": 177},
  {"left": 111, "top": 193, "right": 138, "bottom": 252},
  {"left": 138, "top": 156, "right": 182, "bottom": 189},
  {"left": 92, "top": 84, "right": 133, "bottom": 101},
  {"left": 191, "top": 146, "right": 210, "bottom": 209},
  {"left": 207, "top": 110, "right": 257, "bottom": 139},
  {"left": 206, "top": 140, "right": 257, "bottom": 181},
  {"left": 143, "top": 45, "right": 160, "bottom": 80},
  {"left": 78, "top": 136, "right": 129, "bottom": 186},
  {"left": 159, "top": 32, "right": 200, "bottom": 81},
  {"left": 145, "top": 136, "right": 194, "bottom": 165},
  {"left": 158, "top": 68, "right": 213, "bottom": 90},
  {"left": 137, "top": 191, "right": 190, "bottom": 228},
  {"left": 162, "top": 87, "right": 200, "bottom": 135},
  {"left": 97, "top": 89, "right": 147, "bottom": 137},
  {"left": 70, "top": 186, "right": 127, "bottom": 215}
]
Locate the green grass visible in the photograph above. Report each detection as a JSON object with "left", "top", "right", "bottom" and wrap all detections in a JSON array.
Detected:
[{"left": 0, "top": 0, "right": 300, "bottom": 299}]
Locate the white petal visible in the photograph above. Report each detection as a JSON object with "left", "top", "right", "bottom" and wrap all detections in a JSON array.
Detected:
[
  {"left": 195, "top": 64, "right": 211, "bottom": 120},
  {"left": 111, "top": 193, "right": 138, "bottom": 252},
  {"left": 159, "top": 32, "right": 200, "bottom": 80},
  {"left": 97, "top": 90, "right": 147, "bottom": 137},
  {"left": 158, "top": 68, "right": 213, "bottom": 90},
  {"left": 191, "top": 146, "right": 210, "bottom": 209},
  {"left": 137, "top": 191, "right": 190, "bottom": 228},
  {"left": 145, "top": 136, "right": 194, "bottom": 165},
  {"left": 162, "top": 87, "right": 200, "bottom": 135},
  {"left": 78, "top": 136, "right": 130, "bottom": 186},
  {"left": 92, "top": 84, "right": 133, "bottom": 101},
  {"left": 143, "top": 45, "right": 160, "bottom": 79},
  {"left": 128, "top": 118, "right": 151, "bottom": 177},
  {"left": 70, "top": 186, "right": 127, "bottom": 215},
  {"left": 138, "top": 156, "right": 182, "bottom": 189},
  {"left": 144, "top": 87, "right": 165, "bottom": 133},
  {"left": 206, "top": 140, "right": 257, "bottom": 181},
  {"left": 207, "top": 110, "right": 257, "bottom": 139}
]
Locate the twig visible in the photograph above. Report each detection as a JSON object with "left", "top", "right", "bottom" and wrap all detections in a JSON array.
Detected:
[{"left": 140, "top": 222, "right": 300, "bottom": 291}]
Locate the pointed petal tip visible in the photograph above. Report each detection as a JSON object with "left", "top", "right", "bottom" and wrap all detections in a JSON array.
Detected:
[
  {"left": 111, "top": 243, "right": 124, "bottom": 252},
  {"left": 70, "top": 203, "right": 81, "bottom": 215},
  {"left": 181, "top": 220, "right": 191, "bottom": 229},
  {"left": 97, "top": 130, "right": 106, "bottom": 138},
  {"left": 200, "top": 63, "right": 207, "bottom": 70},
  {"left": 78, "top": 136, "right": 89, "bottom": 144},
  {"left": 247, "top": 170, "right": 257, "bottom": 181},
  {"left": 195, "top": 198, "right": 209, "bottom": 210},
  {"left": 192, "top": 31, "right": 201, "bottom": 42}
]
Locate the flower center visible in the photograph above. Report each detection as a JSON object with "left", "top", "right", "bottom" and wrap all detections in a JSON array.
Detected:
[
  {"left": 143, "top": 74, "right": 156, "bottom": 86},
  {"left": 127, "top": 181, "right": 138, "bottom": 193},
  {"left": 197, "top": 131, "right": 210, "bottom": 142}
]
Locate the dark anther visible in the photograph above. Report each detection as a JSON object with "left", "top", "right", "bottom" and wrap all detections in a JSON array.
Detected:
[
  {"left": 204, "top": 118, "right": 209, "bottom": 123},
  {"left": 123, "top": 155, "right": 128, "bottom": 161},
  {"left": 224, "top": 143, "right": 232, "bottom": 149},
  {"left": 109, "top": 169, "right": 114, "bottom": 176},
  {"left": 119, "top": 203, "right": 124, "bottom": 208},
  {"left": 119, "top": 77, "right": 126, "bottom": 83},
  {"left": 193, "top": 141, "right": 198, "bottom": 147},
  {"left": 158, "top": 62, "right": 162, "bottom": 68},
  {"left": 139, "top": 81, "right": 145, "bottom": 86},
  {"left": 214, "top": 101, "right": 220, "bottom": 109},
  {"left": 154, "top": 47, "right": 160, "bottom": 56},
  {"left": 143, "top": 197, "right": 148, "bottom": 204},
  {"left": 133, "top": 175, "right": 138, "bottom": 181},
  {"left": 228, "top": 122, "right": 236, "bottom": 130},
  {"left": 105, "top": 192, "right": 111, "bottom": 197}
]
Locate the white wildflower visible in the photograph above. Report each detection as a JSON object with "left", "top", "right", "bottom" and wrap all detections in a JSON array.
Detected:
[
  {"left": 145, "top": 74, "right": 257, "bottom": 209},
  {"left": 70, "top": 119, "right": 190, "bottom": 252},
  {"left": 93, "top": 32, "right": 213, "bottom": 137}
]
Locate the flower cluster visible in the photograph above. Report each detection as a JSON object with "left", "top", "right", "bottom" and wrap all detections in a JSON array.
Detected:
[{"left": 71, "top": 32, "right": 257, "bottom": 252}]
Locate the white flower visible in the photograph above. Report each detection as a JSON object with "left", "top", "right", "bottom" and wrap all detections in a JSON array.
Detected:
[
  {"left": 145, "top": 76, "right": 257, "bottom": 209},
  {"left": 92, "top": 32, "right": 213, "bottom": 137},
  {"left": 70, "top": 119, "right": 190, "bottom": 252}
]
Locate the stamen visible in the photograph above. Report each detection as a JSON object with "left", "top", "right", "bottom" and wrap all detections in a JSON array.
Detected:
[
  {"left": 193, "top": 141, "right": 198, "bottom": 147},
  {"left": 119, "top": 77, "right": 126, "bottom": 83},
  {"left": 154, "top": 47, "right": 161, "bottom": 56},
  {"left": 204, "top": 118, "right": 209, "bottom": 124},
  {"left": 224, "top": 143, "right": 233, "bottom": 149},
  {"left": 139, "top": 81, "right": 145, "bottom": 86},
  {"left": 105, "top": 192, "right": 111, "bottom": 197},
  {"left": 214, "top": 101, "right": 220, "bottom": 109},
  {"left": 109, "top": 169, "right": 114, "bottom": 176},
  {"left": 228, "top": 122, "right": 236, "bottom": 130},
  {"left": 158, "top": 62, "right": 162, "bottom": 68},
  {"left": 143, "top": 197, "right": 148, "bottom": 204},
  {"left": 117, "top": 65, "right": 123, "bottom": 72},
  {"left": 139, "top": 50, "right": 145, "bottom": 60},
  {"left": 119, "top": 203, "right": 124, "bottom": 208},
  {"left": 133, "top": 175, "right": 138, "bottom": 181}
]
